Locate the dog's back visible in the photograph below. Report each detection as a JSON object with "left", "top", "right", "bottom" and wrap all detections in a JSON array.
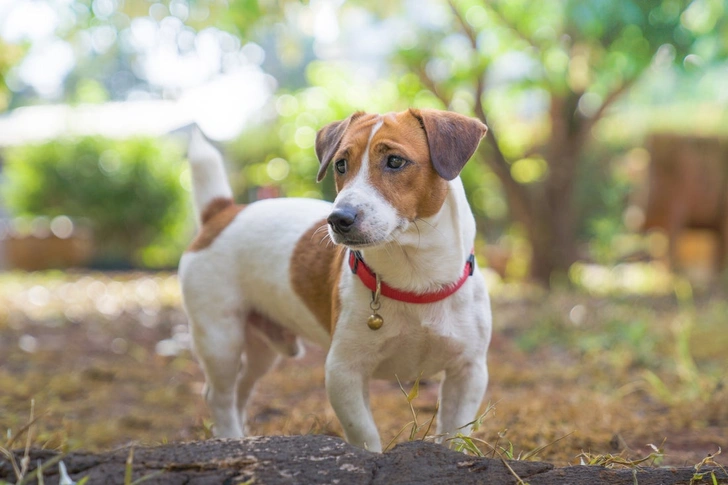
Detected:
[{"left": 180, "top": 131, "right": 334, "bottom": 349}]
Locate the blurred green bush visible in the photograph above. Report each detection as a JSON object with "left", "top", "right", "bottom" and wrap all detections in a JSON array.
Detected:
[{"left": 2, "top": 136, "right": 190, "bottom": 268}]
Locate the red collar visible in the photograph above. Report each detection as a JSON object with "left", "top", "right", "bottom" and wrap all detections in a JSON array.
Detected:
[{"left": 348, "top": 249, "right": 475, "bottom": 304}]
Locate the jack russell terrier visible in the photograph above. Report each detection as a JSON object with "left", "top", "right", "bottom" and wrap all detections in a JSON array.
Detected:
[{"left": 179, "top": 109, "right": 492, "bottom": 452}]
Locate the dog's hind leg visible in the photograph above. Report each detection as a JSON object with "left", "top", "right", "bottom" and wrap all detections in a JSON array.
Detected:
[
  {"left": 236, "top": 311, "right": 304, "bottom": 431},
  {"left": 192, "top": 311, "right": 246, "bottom": 438},
  {"left": 235, "top": 320, "right": 280, "bottom": 432},
  {"left": 182, "top": 271, "right": 247, "bottom": 438}
]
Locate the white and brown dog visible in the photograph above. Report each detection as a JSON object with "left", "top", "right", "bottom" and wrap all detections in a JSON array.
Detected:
[{"left": 179, "top": 109, "right": 492, "bottom": 452}]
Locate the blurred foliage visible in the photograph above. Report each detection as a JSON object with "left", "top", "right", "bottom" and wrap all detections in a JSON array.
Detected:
[
  {"left": 220, "top": 0, "right": 728, "bottom": 280},
  {"left": 2, "top": 137, "right": 190, "bottom": 268},
  {"left": 2, "top": 0, "right": 728, "bottom": 278},
  {"left": 0, "top": 0, "right": 310, "bottom": 107},
  {"left": 225, "top": 0, "right": 728, "bottom": 280},
  {"left": 0, "top": 39, "right": 25, "bottom": 112},
  {"left": 382, "top": 0, "right": 728, "bottom": 282},
  {"left": 573, "top": 143, "right": 634, "bottom": 264},
  {"left": 226, "top": 62, "right": 425, "bottom": 201}
]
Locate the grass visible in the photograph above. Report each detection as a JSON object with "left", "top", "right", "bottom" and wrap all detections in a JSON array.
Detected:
[
  {"left": 577, "top": 441, "right": 665, "bottom": 468},
  {"left": 0, "top": 270, "right": 726, "bottom": 471},
  {"left": 383, "top": 374, "right": 439, "bottom": 451},
  {"left": 0, "top": 405, "right": 160, "bottom": 485},
  {"left": 690, "top": 449, "right": 726, "bottom": 485}
]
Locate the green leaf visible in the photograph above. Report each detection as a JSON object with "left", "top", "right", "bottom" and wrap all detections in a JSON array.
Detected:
[{"left": 407, "top": 374, "right": 423, "bottom": 403}]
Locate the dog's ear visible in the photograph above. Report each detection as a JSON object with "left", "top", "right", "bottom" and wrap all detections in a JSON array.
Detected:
[
  {"left": 315, "top": 113, "right": 360, "bottom": 182},
  {"left": 410, "top": 109, "right": 488, "bottom": 181}
]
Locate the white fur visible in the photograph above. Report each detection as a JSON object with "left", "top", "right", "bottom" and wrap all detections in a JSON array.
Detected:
[
  {"left": 329, "top": 119, "right": 405, "bottom": 247},
  {"left": 187, "top": 127, "right": 234, "bottom": 225},
  {"left": 180, "top": 123, "right": 492, "bottom": 451}
]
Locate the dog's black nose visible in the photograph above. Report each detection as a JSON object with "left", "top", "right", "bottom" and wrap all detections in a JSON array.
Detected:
[{"left": 328, "top": 206, "right": 358, "bottom": 234}]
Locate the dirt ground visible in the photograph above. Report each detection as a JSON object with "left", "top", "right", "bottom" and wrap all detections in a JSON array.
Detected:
[{"left": 0, "top": 271, "right": 726, "bottom": 468}]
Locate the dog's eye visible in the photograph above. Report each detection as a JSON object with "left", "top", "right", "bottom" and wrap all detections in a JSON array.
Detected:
[
  {"left": 335, "top": 159, "right": 347, "bottom": 174},
  {"left": 386, "top": 155, "right": 406, "bottom": 170}
]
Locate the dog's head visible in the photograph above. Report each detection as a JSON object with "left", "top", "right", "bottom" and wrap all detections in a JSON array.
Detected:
[{"left": 315, "top": 109, "right": 487, "bottom": 248}]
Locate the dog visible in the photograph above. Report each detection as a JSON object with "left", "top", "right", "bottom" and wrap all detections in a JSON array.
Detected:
[{"left": 179, "top": 109, "right": 493, "bottom": 452}]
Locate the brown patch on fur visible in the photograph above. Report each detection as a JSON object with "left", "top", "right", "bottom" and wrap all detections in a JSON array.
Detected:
[
  {"left": 290, "top": 219, "right": 346, "bottom": 335},
  {"left": 187, "top": 197, "right": 245, "bottom": 251},
  {"left": 321, "top": 110, "right": 485, "bottom": 221},
  {"left": 200, "top": 197, "right": 235, "bottom": 224},
  {"left": 330, "top": 112, "right": 449, "bottom": 219},
  {"left": 247, "top": 310, "right": 301, "bottom": 357},
  {"left": 315, "top": 111, "right": 366, "bottom": 182},
  {"left": 367, "top": 111, "right": 451, "bottom": 219},
  {"left": 410, "top": 109, "right": 487, "bottom": 181},
  {"left": 318, "top": 113, "right": 381, "bottom": 187}
]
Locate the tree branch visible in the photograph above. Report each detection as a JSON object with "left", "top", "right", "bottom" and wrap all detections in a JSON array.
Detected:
[
  {"left": 591, "top": 77, "right": 638, "bottom": 125},
  {"left": 415, "top": 66, "right": 452, "bottom": 107},
  {"left": 480, "top": 0, "right": 542, "bottom": 53},
  {"left": 574, "top": 76, "right": 639, "bottom": 151},
  {"left": 448, "top": 0, "right": 478, "bottom": 49},
  {"left": 446, "top": 0, "right": 534, "bottom": 227}
]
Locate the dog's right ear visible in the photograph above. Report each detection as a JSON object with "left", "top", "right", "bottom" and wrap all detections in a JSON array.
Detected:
[
  {"left": 315, "top": 113, "right": 359, "bottom": 182},
  {"left": 410, "top": 109, "right": 487, "bottom": 181}
]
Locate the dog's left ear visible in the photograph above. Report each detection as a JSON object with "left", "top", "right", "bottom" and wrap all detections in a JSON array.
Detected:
[
  {"left": 315, "top": 113, "right": 361, "bottom": 182},
  {"left": 411, "top": 109, "right": 488, "bottom": 181}
]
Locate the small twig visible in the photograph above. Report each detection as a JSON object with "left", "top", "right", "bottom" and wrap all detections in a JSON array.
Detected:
[
  {"left": 16, "top": 454, "right": 66, "bottom": 485},
  {"left": 20, "top": 400, "right": 35, "bottom": 479},
  {"left": 125, "top": 447, "right": 135, "bottom": 485},
  {"left": 420, "top": 399, "right": 439, "bottom": 440},
  {"left": 36, "top": 460, "right": 45, "bottom": 485},
  {"left": 492, "top": 429, "right": 508, "bottom": 459},
  {"left": 4, "top": 412, "right": 48, "bottom": 450},
  {"left": 0, "top": 446, "right": 22, "bottom": 481},
  {"left": 521, "top": 431, "right": 575, "bottom": 461},
  {"left": 384, "top": 422, "right": 415, "bottom": 452},
  {"left": 694, "top": 448, "right": 725, "bottom": 476},
  {"left": 500, "top": 456, "right": 528, "bottom": 485}
]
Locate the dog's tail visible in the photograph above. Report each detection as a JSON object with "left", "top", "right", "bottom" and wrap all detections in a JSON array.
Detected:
[{"left": 187, "top": 127, "right": 234, "bottom": 226}]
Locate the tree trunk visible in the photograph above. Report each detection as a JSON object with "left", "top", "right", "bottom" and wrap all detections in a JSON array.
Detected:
[
  {"left": 516, "top": 186, "right": 577, "bottom": 286},
  {"left": 494, "top": 152, "right": 578, "bottom": 286},
  {"left": 494, "top": 96, "right": 581, "bottom": 287}
]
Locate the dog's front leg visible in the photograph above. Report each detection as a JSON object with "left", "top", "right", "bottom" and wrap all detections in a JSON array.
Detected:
[
  {"left": 437, "top": 360, "right": 488, "bottom": 445},
  {"left": 325, "top": 355, "right": 381, "bottom": 452}
]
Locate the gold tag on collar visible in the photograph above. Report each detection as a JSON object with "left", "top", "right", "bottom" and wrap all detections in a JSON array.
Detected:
[
  {"left": 367, "top": 313, "right": 384, "bottom": 330},
  {"left": 367, "top": 273, "right": 383, "bottom": 330}
]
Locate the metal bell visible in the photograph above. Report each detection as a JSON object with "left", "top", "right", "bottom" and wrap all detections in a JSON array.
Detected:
[{"left": 367, "top": 313, "right": 384, "bottom": 330}]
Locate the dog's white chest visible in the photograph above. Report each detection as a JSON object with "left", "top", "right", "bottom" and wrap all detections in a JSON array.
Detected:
[
  {"left": 365, "top": 301, "right": 481, "bottom": 381},
  {"left": 332, "top": 267, "right": 491, "bottom": 383},
  {"left": 371, "top": 326, "right": 464, "bottom": 381}
]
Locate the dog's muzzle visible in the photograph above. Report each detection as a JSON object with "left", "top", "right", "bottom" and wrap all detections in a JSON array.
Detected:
[{"left": 327, "top": 205, "right": 358, "bottom": 235}]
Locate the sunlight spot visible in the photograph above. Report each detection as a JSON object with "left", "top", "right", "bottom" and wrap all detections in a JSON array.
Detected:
[
  {"left": 266, "top": 158, "right": 290, "bottom": 181},
  {"left": 569, "top": 304, "right": 586, "bottom": 326},
  {"left": 156, "top": 338, "right": 180, "bottom": 357},
  {"left": 510, "top": 157, "right": 548, "bottom": 184},
  {"left": 19, "top": 334, "right": 38, "bottom": 353},
  {"left": 111, "top": 337, "right": 128, "bottom": 354},
  {"left": 28, "top": 285, "right": 50, "bottom": 307},
  {"left": 50, "top": 216, "right": 74, "bottom": 239}
]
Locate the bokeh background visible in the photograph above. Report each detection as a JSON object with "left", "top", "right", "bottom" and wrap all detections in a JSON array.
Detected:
[
  {"left": 1, "top": 0, "right": 728, "bottom": 283},
  {"left": 1, "top": 0, "right": 727, "bottom": 469}
]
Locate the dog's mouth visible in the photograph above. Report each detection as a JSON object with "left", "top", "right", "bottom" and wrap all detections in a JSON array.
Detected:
[
  {"left": 328, "top": 222, "right": 407, "bottom": 250},
  {"left": 330, "top": 233, "right": 385, "bottom": 249}
]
